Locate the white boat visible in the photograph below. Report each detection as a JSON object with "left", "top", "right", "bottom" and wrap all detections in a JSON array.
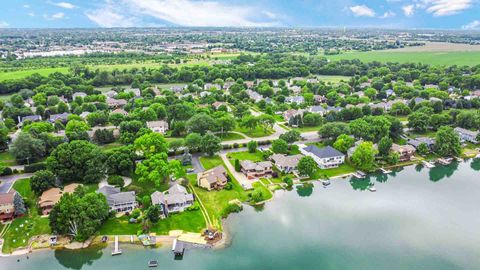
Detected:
[
  {"left": 148, "top": 261, "right": 158, "bottom": 267},
  {"left": 322, "top": 180, "right": 331, "bottom": 186},
  {"left": 368, "top": 186, "right": 376, "bottom": 192}
]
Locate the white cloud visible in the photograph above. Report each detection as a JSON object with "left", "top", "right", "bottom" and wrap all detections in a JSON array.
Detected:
[
  {"left": 51, "top": 2, "right": 77, "bottom": 9},
  {"left": 43, "top": 12, "right": 65, "bottom": 20},
  {"left": 85, "top": 2, "right": 136, "bottom": 27},
  {"left": 349, "top": 5, "right": 376, "bottom": 17},
  {"left": 380, "top": 11, "right": 396, "bottom": 18},
  {"left": 417, "top": 0, "right": 472, "bottom": 16},
  {"left": 28, "top": 12, "right": 35, "bottom": 17},
  {"left": 0, "top": 21, "right": 9, "bottom": 28},
  {"left": 462, "top": 20, "right": 480, "bottom": 30},
  {"left": 23, "top": 4, "right": 30, "bottom": 8},
  {"left": 402, "top": 4, "right": 415, "bottom": 16},
  {"left": 86, "top": 0, "right": 279, "bottom": 27}
]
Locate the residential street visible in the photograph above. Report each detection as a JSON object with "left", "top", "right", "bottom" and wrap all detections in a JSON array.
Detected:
[{"left": 0, "top": 173, "right": 33, "bottom": 193}]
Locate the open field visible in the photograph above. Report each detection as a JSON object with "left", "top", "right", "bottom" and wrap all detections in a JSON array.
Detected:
[
  {"left": 0, "top": 67, "right": 69, "bottom": 81},
  {"left": 317, "top": 75, "right": 351, "bottom": 83},
  {"left": 327, "top": 50, "right": 480, "bottom": 66},
  {"left": 385, "top": 42, "right": 480, "bottom": 52}
]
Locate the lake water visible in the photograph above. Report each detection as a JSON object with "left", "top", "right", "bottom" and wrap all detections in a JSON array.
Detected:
[{"left": 3, "top": 159, "right": 480, "bottom": 270}]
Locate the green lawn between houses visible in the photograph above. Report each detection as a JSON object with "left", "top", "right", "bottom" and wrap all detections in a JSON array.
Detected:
[
  {"left": 2, "top": 178, "right": 51, "bottom": 254},
  {"left": 227, "top": 150, "right": 264, "bottom": 162},
  {"left": 309, "top": 163, "right": 357, "bottom": 180},
  {"left": 234, "top": 126, "right": 274, "bottom": 138}
]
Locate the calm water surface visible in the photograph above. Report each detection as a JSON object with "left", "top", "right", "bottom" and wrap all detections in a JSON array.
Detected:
[{"left": 2, "top": 160, "right": 480, "bottom": 270}]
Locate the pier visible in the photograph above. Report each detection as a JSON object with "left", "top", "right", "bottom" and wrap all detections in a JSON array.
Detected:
[
  {"left": 379, "top": 168, "right": 392, "bottom": 174},
  {"left": 111, "top": 236, "right": 122, "bottom": 256},
  {"left": 422, "top": 160, "right": 435, "bottom": 168}
]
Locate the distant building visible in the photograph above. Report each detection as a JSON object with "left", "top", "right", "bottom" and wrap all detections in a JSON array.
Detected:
[
  {"left": 72, "top": 92, "right": 87, "bottom": 99},
  {"left": 98, "top": 186, "right": 138, "bottom": 214},
  {"left": 106, "top": 98, "right": 127, "bottom": 108},
  {"left": 146, "top": 120, "right": 169, "bottom": 134},
  {"left": 197, "top": 165, "right": 228, "bottom": 191},
  {"left": 151, "top": 184, "right": 194, "bottom": 217},
  {"left": 125, "top": 88, "right": 141, "bottom": 97},
  {"left": 285, "top": 96, "right": 304, "bottom": 104},
  {"left": 246, "top": 89, "right": 264, "bottom": 103},
  {"left": 48, "top": 112, "right": 70, "bottom": 123},
  {"left": 300, "top": 145, "right": 345, "bottom": 169}
]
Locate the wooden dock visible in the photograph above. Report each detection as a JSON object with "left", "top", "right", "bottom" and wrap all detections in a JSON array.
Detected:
[
  {"left": 111, "top": 236, "right": 122, "bottom": 256},
  {"left": 379, "top": 168, "right": 392, "bottom": 174},
  {"left": 422, "top": 160, "right": 435, "bottom": 168}
]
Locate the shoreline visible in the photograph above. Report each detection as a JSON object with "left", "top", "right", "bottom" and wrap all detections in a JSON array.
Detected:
[{"left": 0, "top": 157, "right": 468, "bottom": 257}]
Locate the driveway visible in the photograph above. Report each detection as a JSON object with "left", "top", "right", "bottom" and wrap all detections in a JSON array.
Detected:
[
  {"left": 219, "top": 153, "right": 253, "bottom": 190},
  {"left": 0, "top": 173, "right": 34, "bottom": 193}
]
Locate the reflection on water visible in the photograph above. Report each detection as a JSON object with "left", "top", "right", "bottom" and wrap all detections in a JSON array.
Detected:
[
  {"left": 349, "top": 177, "right": 372, "bottom": 191},
  {"left": 54, "top": 245, "right": 105, "bottom": 270},
  {"left": 429, "top": 161, "right": 459, "bottom": 182},
  {"left": 295, "top": 183, "right": 313, "bottom": 197},
  {"left": 470, "top": 158, "right": 480, "bottom": 171}
]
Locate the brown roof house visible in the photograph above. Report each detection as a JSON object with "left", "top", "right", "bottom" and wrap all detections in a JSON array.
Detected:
[
  {"left": 391, "top": 144, "right": 416, "bottom": 162},
  {"left": 0, "top": 190, "right": 26, "bottom": 221},
  {"left": 240, "top": 160, "right": 273, "bottom": 179},
  {"left": 146, "top": 120, "right": 169, "bottom": 134},
  {"left": 197, "top": 165, "right": 228, "bottom": 191},
  {"left": 38, "top": 184, "right": 81, "bottom": 215}
]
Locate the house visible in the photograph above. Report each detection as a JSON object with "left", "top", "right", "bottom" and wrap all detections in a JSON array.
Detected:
[
  {"left": 146, "top": 120, "right": 169, "bottom": 134},
  {"left": 385, "top": 89, "right": 395, "bottom": 97},
  {"left": 204, "top": 83, "right": 221, "bottom": 91},
  {"left": 0, "top": 190, "right": 24, "bottom": 221},
  {"left": 407, "top": 137, "right": 436, "bottom": 150},
  {"left": 246, "top": 89, "right": 263, "bottom": 102},
  {"left": 112, "top": 108, "right": 128, "bottom": 116},
  {"left": 391, "top": 144, "right": 416, "bottom": 162},
  {"left": 212, "top": 101, "right": 229, "bottom": 111},
  {"left": 48, "top": 112, "right": 70, "bottom": 123},
  {"left": 313, "top": 95, "right": 326, "bottom": 104},
  {"left": 151, "top": 184, "right": 194, "bottom": 217},
  {"left": 72, "top": 92, "right": 87, "bottom": 99},
  {"left": 106, "top": 98, "right": 127, "bottom": 108},
  {"left": 289, "top": 85, "right": 302, "bottom": 94},
  {"left": 98, "top": 186, "right": 138, "bottom": 214},
  {"left": 308, "top": 105, "right": 326, "bottom": 115},
  {"left": 283, "top": 109, "right": 304, "bottom": 123},
  {"left": 223, "top": 81, "right": 234, "bottom": 90},
  {"left": 38, "top": 184, "right": 80, "bottom": 215},
  {"left": 240, "top": 160, "right": 273, "bottom": 179},
  {"left": 454, "top": 127, "right": 479, "bottom": 144},
  {"left": 245, "top": 81, "right": 255, "bottom": 89},
  {"left": 285, "top": 96, "right": 304, "bottom": 104},
  {"left": 300, "top": 145, "right": 345, "bottom": 169},
  {"left": 199, "top": 91, "right": 211, "bottom": 98},
  {"left": 20, "top": 115, "right": 42, "bottom": 124},
  {"left": 270, "top": 154, "right": 303, "bottom": 173},
  {"left": 79, "top": 111, "right": 90, "bottom": 119},
  {"left": 170, "top": 85, "right": 187, "bottom": 93},
  {"left": 125, "top": 88, "right": 141, "bottom": 97},
  {"left": 307, "top": 78, "right": 319, "bottom": 84},
  {"left": 197, "top": 165, "right": 228, "bottom": 191},
  {"left": 104, "top": 90, "right": 117, "bottom": 98}
]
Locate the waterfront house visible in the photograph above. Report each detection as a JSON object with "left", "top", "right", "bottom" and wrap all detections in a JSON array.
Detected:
[
  {"left": 300, "top": 145, "right": 345, "bottom": 169},
  {"left": 197, "top": 165, "right": 228, "bottom": 191},
  {"left": 0, "top": 190, "right": 23, "bottom": 221},
  {"left": 391, "top": 144, "right": 416, "bottom": 162},
  {"left": 454, "top": 127, "right": 479, "bottom": 144},
  {"left": 98, "top": 186, "right": 138, "bottom": 214},
  {"left": 270, "top": 154, "right": 303, "bottom": 173},
  {"left": 38, "top": 184, "right": 80, "bottom": 215},
  {"left": 48, "top": 112, "right": 70, "bottom": 123},
  {"left": 240, "top": 160, "right": 273, "bottom": 179},
  {"left": 146, "top": 120, "right": 169, "bottom": 134},
  {"left": 407, "top": 137, "right": 436, "bottom": 150},
  {"left": 151, "top": 184, "right": 194, "bottom": 217}
]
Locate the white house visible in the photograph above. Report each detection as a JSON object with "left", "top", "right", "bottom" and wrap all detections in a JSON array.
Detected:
[
  {"left": 454, "top": 127, "right": 479, "bottom": 144},
  {"left": 147, "top": 120, "right": 169, "bottom": 134},
  {"left": 300, "top": 145, "right": 345, "bottom": 169},
  {"left": 98, "top": 186, "right": 138, "bottom": 214}
]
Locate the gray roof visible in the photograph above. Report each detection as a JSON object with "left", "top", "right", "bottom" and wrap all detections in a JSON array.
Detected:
[
  {"left": 303, "top": 145, "right": 344, "bottom": 159},
  {"left": 49, "top": 112, "right": 70, "bottom": 122},
  {"left": 98, "top": 186, "right": 136, "bottom": 206},
  {"left": 151, "top": 184, "right": 194, "bottom": 206},
  {"left": 21, "top": 115, "right": 41, "bottom": 122},
  {"left": 407, "top": 137, "right": 435, "bottom": 148}
]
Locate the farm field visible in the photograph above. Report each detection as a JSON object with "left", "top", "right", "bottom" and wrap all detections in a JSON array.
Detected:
[
  {"left": 327, "top": 50, "right": 480, "bottom": 66},
  {"left": 0, "top": 67, "right": 69, "bottom": 81}
]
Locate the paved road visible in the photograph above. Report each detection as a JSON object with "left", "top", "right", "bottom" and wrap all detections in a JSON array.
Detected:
[{"left": 0, "top": 173, "right": 33, "bottom": 193}]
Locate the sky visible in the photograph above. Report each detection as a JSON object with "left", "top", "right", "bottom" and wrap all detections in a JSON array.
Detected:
[{"left": 0, "top": 0, "right": 479, "bottom": 30}]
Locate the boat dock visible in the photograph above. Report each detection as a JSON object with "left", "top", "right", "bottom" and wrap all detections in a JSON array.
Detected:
[
  {"left": 422, "top": 160, "right": 435, "bottom": 168},
  {"left": 111, "top": 236, "right": 122, "bottom": 256},
  {"left": 353, "top": 171, "right": 367, "bottom": 178},
  {"left": 437, "top": 158, "right": 453, "bottom": 165},
  {"left": 172, "top": 239, "right": 185, "bottom": 258},
  {"left": 379, "top": 168, "right": 392, "bottom": 174}
]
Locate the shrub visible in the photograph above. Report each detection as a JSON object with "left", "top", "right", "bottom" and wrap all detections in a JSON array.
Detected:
[
  {"left": 187, "top": 201, "right": 200, "bottom": 211},
  {"left": 221, "top": 203, "right": 243, "bottom": 218},
  {"left": 24, "top": 162, "right": 47, "bottom": 173},
  {"left": 130, "top": 208, "right": 141, "bottom": 219},
  {"left": 224, "top": 182, "right": 233, "bottom": 190},
  {"left": 234, "top": 159, "right": 241, "bottom": 172},
  {"left": 107, "top": 175, "right": 125, "bottom": 187},
  {"left": 283, "top": 176, "right": 293, "bottom": 187},
  {"left": 1, "top": 167, "right": 13, "bottom": 176}
]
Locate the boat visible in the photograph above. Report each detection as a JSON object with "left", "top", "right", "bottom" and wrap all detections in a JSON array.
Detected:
[
  {"left": 148, "top": 260, "right": 158, "bottom": 267},
  {"left": 322, "top": 180, "right": 331, "bottom": 187},
  {"left": 368, "top": 186, "right": 376, "bottom": 192}
]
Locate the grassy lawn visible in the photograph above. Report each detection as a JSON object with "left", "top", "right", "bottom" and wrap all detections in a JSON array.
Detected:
[
  {"left": 0, "top": 67, "right": 69, "bottom": 81},
  {"left": 199, "top": 156, "right": 224, "bottom": 170},
  {"left": 2, "top": 179, "right": 51, "bottom": 254},
  {"left": 293, "top": 125, "right": 322, "bottom": 132},
  {"left": 252, "top": 182, "right": 273, "bottom": 201},
  {"left": 317, "top": 75, "right": 352, "bottom": 83},
  {"left": 326, "top": 51, "right": 480, "bottom": 66},
  {"left": 310, "top": 163, "right": 357, "bottom": 180},
  {"left": 125, "top": 173, "right": 166, "bottom": 197},
  {"left": 227, "top": 150, "right": 264, "bottom": 162},
  {"left": 218, "top": 132, "right": 245, "bottom": 142},
  {"left": 98, "top": 210, "right": 206, "bottom": 235},
  {"left": 0, "top": 151, "right": 17, "bottom": 166},
  {"left": 234, "top": 126, "right": 274, "bottom": 138}
]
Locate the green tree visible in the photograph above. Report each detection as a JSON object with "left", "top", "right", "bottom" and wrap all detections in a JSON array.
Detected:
[
  {"left": 47, "top": 140, "right": 105, "bottom": 184},
  {"left": 416, "top": 143, "right": 429, "bottom": 156},
  {"left": 30, "top": 170, "right": 56, "bottom": 194},
  {"left": 146, "top": 205, "right": 161, "bottom": 223},
  {"left": 258, "top": 114, "right": 275, "bottom": 132},
  {"left": 271, "top": 139, "right": 289, "bottom": 154},
  {"left": 201, "top": 132, "right": 222, "bottom": 156},
  {"left": 297, "top": 156, "right": 317, "bottom": 178},
  {"left": 408, "top": 112, "right": 431, "bottom": 133},
  {"left": 11, "top": 132, "right": 46, "bottom": 164},
  {"left": 169, "top": 139, "right": 184, "bottom": 153},
  {"left": 49, "top": 191, "right": 109, "bottom": 241},
  {"left": 134, "top": 132, "right": 168, "bottom": 158},
  {"left": 247, "top": 140, "right": 258, "bottom": 153},
  {"left": 185, "top": 133, "right": 202, "bottom": 152},
  {"left": 351, "top": 142, "right": 377, "bottom": 171},
  {"left": 435, "top": 126, "right": 461, "bottom": 157},
  {"left": 234, "top": 159, "right": 241, "bottom": 172},
  {"left": 279, "top": 130, "right": 301, "bottom": 143},
  {"left": 240, "top": 115, "right": 259, "bottom": 130},
  {"left": 186, "top": 113, "right": 216, "bottom": 135},
  {"left": 65, "top": 120, "right": 90, "bottom": 141},
  {"left": 333, "top": 134, "right": 355, "bottom": 153},
  {"left": 378, "top": 136, "right": 393, "bottom": 157},
  {"left": 135, "top": 153, "right": 185, "bottom": 187},
  {"left": 216, "top": 115, "right": 235, "bottom": 135}
]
